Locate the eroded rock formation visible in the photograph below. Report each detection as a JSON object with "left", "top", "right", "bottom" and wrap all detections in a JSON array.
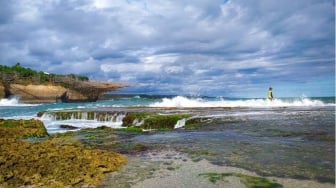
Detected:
[
  {"left": 0, "top": 82, "right": 127, "bottom": 103},
  {"left": 0, "top": 64, "right": 127, "bottom": 103}
]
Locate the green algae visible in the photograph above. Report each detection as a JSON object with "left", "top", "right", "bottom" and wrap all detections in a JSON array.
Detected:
[
  {"left": 123, "top": 112, "right": 191, "bottom": 130},
  {"left": 141, "top": 114, "right": 190, "bottom": 130},
  {"left": 0, "top": 119, "right": 126, "bottom": 188},
  {"left": 122, "top": 112, "right": 155, "bottom": 127},
  {"left": 184, "top": 117, "right": 218, "bottom": 130},
  {"left": 113, "top": 127, "right": 144, "bottom": 133},
  {"left": 199, "top": 172, "right": 282, "bottom": 188},
  {"left": 184, "top": 117, "right": 238, "bottom": 130},
  {"left": 79, "top": 126, "right": 143, "bottom": 134}
]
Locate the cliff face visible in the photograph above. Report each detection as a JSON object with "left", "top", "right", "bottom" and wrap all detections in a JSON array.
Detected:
[
  {"left": 8, "top": 84, "right": 65, "bottom": 103},
  {"left": 0, "top": 84, "right": 5, "bottom": 99},
  {"left": 0, "top": 82, "right": 127, "bottom": 103}
]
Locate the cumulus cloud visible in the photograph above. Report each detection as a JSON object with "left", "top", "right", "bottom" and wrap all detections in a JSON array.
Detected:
[{"left": 0, "top": 0, "right": 334, "bottom": 97}]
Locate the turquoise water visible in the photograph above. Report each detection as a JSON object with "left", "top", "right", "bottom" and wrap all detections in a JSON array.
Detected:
[{"left": 0, "top": 95, "right": 334, "bottom": 133}]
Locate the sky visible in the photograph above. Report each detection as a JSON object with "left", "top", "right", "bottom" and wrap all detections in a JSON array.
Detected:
[{"left": 0, "top": 0, "right": 334, "bottom": 98}]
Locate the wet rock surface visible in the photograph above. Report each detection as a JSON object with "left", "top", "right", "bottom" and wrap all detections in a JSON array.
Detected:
[{"left": 93, "top": 107, "right": 334, "bottom": 187}]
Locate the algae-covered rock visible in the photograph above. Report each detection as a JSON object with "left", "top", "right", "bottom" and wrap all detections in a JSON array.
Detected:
[
  {"left": 141, "top": 114, "right": 190, "bottom": 130},
  {"left": 184, "top": 117, "right": 208, "bottom": 129},
  {"left": 0, "top": 119, "right": 126, "bottom": 188},
  {"left": 0, "top": 118, "right": 48, "bottom": 138},
  {"left": 199, "top": 172, "right": 283, "bottom": 187},
  {"left": 122, "top": 112, "right": 155, "bottom": 127},
  {"left": 123, "top": 112, "right": 191, "bottom": 130}
]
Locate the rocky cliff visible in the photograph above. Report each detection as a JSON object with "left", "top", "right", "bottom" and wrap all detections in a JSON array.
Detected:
[
  {"left": 0, "top": 64, "right": 127, "bottom": 103},
  {"left": 0, "top": 82, "right": 127, "bottom": 103}
]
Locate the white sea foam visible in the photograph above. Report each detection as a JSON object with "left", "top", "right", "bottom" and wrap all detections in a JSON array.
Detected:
[
  {"left": 0, "top": 97, "right": 20, "bottom": 106},
  {"left": 0, "top": 96, "right": 39, "bottom": 106},
  {"left": 40, "top": 112, "right": 126, "bottom": 134},
  {"left": 42, "top": 119, "right": 125, "bottom": 134},
  {"left": 3, "top": 116, "right": 38, "bottom": 120},
  {"left": 174, "top": 118, "right": 186, "bottom": 129},
  {"left": 149, "top": 96, "right": 332, "bottom": 108}
]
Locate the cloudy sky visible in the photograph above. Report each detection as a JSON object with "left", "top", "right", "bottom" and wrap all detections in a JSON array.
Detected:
[{"left": 0, "top": 0, "right": 334, "bottom": 97}]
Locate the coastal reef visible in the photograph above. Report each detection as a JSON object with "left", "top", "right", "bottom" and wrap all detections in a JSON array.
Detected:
[
  {"left": 0, "top": 64, "right": 127, "bottom": 103},
  {"left": 0, "top": 119, "right": 126, "bottom": 187}
]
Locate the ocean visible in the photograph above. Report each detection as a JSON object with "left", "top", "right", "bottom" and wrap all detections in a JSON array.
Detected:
[{"left": 0, "top": 95, "right": 334, "bottom": 134}]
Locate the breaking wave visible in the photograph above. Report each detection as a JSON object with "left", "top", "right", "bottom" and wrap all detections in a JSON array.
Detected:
[
  {"left": 0, "top": 96, "right": 39, "bottom": 106},
  {"left": 149, "top": 96, "right": 334, "bottom": 108}
]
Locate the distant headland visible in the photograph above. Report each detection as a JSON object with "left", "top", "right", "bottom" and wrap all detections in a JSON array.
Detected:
[{"left": 0, "top": 63, "right": 127, "bottom": 103}]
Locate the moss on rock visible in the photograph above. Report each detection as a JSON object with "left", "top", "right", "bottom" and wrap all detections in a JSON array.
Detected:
[
  {"left": 0, "top": 119, "right": 126, "bottom": 187},
  {"left": 184, "top": 117, "right": 206, "bottom": 129},
  {"left": 123, "top": 112, "right": 191, "bottom": 130},
  {"left": 122, "top": 112, "right": 155, "bottom": 127},
  {"left": 0, "top": 118, "right": 48, "bottom": 138},
  {"left": 141, "top": 114, "right": 190, "bottom": 130}
]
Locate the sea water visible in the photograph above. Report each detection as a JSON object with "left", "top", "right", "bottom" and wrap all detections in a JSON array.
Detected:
[{"left": 0, "top": 95, "right": 334, "bottom": 133}]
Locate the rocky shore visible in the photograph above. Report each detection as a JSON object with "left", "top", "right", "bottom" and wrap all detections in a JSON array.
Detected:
[{"left": 0, "top": 111, "right": 334, "bottom": 187}]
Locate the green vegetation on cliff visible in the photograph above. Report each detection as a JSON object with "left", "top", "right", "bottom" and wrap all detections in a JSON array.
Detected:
[
  {"left": 0, "top": 63, "right": 88, "bottom": 85},
  {"left": 0, "top": 119, "right": 126, "bottom": 187}
]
